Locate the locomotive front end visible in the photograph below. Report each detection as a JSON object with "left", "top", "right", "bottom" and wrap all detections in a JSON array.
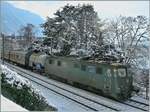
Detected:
[{"left": 113, "top": 66, "right": 133, "bottom": 100}]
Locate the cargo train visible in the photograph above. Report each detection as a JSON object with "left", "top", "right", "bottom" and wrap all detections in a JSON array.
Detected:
[{"left": 3, "top": 50, "right": 133, "bottom": 100}]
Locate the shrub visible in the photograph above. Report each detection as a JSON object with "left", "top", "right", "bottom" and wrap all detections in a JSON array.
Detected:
[{"left": 1, "top": 65, "right": 57, "bottom": 111}]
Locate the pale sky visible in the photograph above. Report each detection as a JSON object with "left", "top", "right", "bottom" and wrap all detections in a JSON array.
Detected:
[{"left": 7, "top": 1, "right": 149, "bottom": 20}]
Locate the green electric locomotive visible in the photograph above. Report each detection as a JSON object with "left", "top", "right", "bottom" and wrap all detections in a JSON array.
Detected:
[
  {"left": 3, "top": 50, "right": 133, "bottom": 100},
  {"left": 45, "top": 56, "right": 133, "bottom": 100}
]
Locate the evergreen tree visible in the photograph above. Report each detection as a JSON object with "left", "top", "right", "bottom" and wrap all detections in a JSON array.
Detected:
[{"left": 42, "top": 4, "right": 105, "bottom": 55}]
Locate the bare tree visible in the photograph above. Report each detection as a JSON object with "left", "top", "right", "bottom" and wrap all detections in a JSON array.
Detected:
[{"left": 106, "top": 16, "right": 149, "bottom": 65}]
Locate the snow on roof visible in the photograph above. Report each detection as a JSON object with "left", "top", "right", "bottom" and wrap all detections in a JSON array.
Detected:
[
  {"left": 1, "top": 95, "right": 28, "bottom": 111},
  {"left": 70, "top": 48, "right": 94, "bottom": 57}
]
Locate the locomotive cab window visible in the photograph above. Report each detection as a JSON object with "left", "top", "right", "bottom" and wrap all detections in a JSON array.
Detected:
[
  {"left": 57, "top": 60, "right": 61, "bottom": 66},
  {"left": 96, "top": 67, "right": 102, "bottom": 74},
  {"left": 87, "top": 66, "right": 96, "bottom": 73}
]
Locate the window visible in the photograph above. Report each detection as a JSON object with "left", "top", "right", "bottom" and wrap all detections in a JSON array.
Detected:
[
  {"left": 57, "top": 60, "right": 61, "bottom": 66},
  {"left": 49, "top": 59, "right": 53, "bottom": 64},
  {"left": 81, "top": 64, "right": 86, "bottom": 71},
  {"left": 87, "top": 66, "right": 96, "bottom": 73},
  {"left": 96, "top": 67, "right": 102, "bottom": 74}
]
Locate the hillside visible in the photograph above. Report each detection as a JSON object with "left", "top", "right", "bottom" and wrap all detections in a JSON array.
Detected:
[{"left": 1, "top": 2, "right": 44, "bottom": 36}]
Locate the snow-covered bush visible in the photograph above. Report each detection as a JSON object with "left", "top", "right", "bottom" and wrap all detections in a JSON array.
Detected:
[{"left": 1, "top": 65, "right": 57, "bottom": 111}]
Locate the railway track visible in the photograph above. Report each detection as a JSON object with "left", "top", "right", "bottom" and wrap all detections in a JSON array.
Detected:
[
  {"left": 121, "top": 99, "right": 149, "bottom": 111},
  {"left": 130, "top": 99, "right": 149, "bottom": 106},
  {"left": 2, "top": 62, "right": 149, "bottom": 112},
  {"left": 4, "top": 62, "right": 120, "bottom": 112}
]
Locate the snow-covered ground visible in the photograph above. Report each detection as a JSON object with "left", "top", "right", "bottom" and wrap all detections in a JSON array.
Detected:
[
  {"left": 31, "top": 82, "right": 92, "bottom": 112},
  {"left": 131, "top": 94, "right": 149, "bottom": 105},
  {"left": 1, "top": 95, "right": 28, "bottom": 111}
]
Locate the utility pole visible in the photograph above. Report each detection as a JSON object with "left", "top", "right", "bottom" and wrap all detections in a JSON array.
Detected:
[{"left": 1, "top": 33, "right": 4, "bottom": 64}]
